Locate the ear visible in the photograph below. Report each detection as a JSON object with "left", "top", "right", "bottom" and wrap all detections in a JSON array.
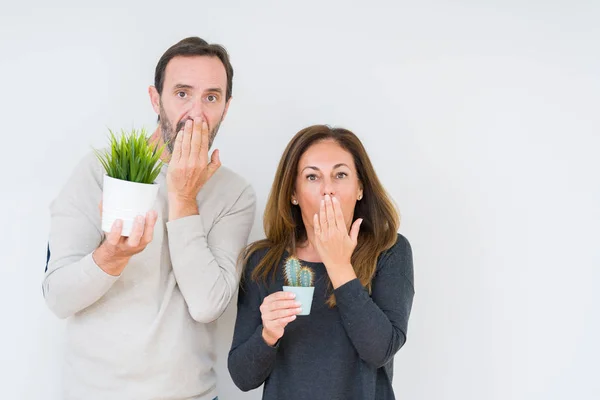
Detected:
[
  {"left": 357, "top": 182, "right": 364, "bottom": 200},
  {"left": 149, "top": 86, "right": 161, "bottom": 115},
  {"left": 221, "top": 97, "right": 232, "bottom": 121}
]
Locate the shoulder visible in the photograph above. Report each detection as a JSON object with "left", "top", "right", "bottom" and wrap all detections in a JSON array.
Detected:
[
  {"left": 240, "top": 244, "right": 272, "bottom": 282},
  {"left": 212, "top": 166, "right": 253, "bottom": 193},
  {"left": 50, "top": 150, "right": 105, "bottom": 213},
  {"left": 76, "top": 150, "right": 106, "bottom": 181},
  {"left": 57, "top": 150, "right": 105, "bottom": 195},
  {"left": 381, "top": 233, "right": 412, "bottom": 259},
  {"left": 202, "top": 166, "right": 256, "bottom": 208},
  {"left": 376, "top": 233, "right": 414, "bottom": 285},
  {"left": 244, "top": 244, "right": 271, "bottom": 271}
]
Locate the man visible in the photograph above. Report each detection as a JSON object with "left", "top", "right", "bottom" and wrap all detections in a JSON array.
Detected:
[{"left": 43, "top": 37, "right": 256, "bottom": 400}]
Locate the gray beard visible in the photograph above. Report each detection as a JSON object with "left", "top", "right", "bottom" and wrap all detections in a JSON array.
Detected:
[{"left": 159, "top": 105, "right": 222, "bottom": 155}]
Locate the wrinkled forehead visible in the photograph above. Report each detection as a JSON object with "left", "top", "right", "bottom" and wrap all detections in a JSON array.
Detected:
[{"left": 163, "top": 55, "right": 227, "bottom": 92}]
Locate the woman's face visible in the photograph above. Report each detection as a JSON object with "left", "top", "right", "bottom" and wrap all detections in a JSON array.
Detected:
[{"left": 293, "top": 139, "right": 363, "bottom": 232}]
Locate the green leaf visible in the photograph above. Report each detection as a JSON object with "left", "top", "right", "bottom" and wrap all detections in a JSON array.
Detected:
[{"left": 93, "top": 126, "right": 165, "bottom": 184}]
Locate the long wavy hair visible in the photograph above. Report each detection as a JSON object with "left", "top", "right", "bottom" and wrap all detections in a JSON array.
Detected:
[{"left": 242, "top": 125, "right": 400, "bottom": 306}]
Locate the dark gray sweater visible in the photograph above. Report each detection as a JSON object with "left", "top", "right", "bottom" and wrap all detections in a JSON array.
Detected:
[{"left": 228, "top": 234, "right": 414, "bottom": 400}]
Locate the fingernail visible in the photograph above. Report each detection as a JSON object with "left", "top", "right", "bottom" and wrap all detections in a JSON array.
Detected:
[
  {"left": 289, "top": 293, "right": 296, "bottom": 298},
  {"left": 115, "top": 219, "right": 122, "bottom": 227},
  {"left": 136, "top": 215, "right": 144, "bottom": 223},
  {"left": 296, "top": 308, "right": 303, "bottom": 313},
  {"left": 294, "top": 301, "right": 302, "bottom": 307}
]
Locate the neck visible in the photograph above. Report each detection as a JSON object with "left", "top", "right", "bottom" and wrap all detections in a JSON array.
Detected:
[
  {"left": 149, "top": 127, "right": 172, "bottom": 163},
  {"left": 295, "top": 224, "right": 322, "bottom": 262}
]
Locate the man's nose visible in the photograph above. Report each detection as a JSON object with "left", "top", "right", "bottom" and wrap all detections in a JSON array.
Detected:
[{"left": 187, "top": 99, "right": 206, "bottom": 120}]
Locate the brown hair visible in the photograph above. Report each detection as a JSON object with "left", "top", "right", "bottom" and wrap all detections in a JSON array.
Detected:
[
  {"left": 242, "top": 125, "right": 400, "bottom": 306},
  {"left": 154, "top": 36, "right": 234, "bottom": 101}
]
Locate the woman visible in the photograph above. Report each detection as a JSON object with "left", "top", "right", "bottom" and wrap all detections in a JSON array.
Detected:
[{"left": 228, "top": 125, "right": 414, "bottom": 400}]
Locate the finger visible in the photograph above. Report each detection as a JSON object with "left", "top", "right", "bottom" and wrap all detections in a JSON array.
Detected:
[
  {"left": 98, "top": 200, "right": 103, "bottom": 216},
  {"left": 190, "top": 117, "right": 202, "bottom": 160},
  {"left": 264, "top": 291, "right": 296, "bottom": 305},
  {"left": 126, "top": 215, "right": 145, "bottom": 247},
  {"left": 349, "top": 218, "right": 363, "bottom": 245},
  {"left": 313, "top": 213, "right": 321, "bottom": 236},
  {"left": 278, "top": 314, "right": 297, "bottom": 327},
  {"left": 141, "top": 210, "right": 158, "bottom": 244},
  {"left": 319, "top": 198, "right": 327, "bottom": 231},
  {"left": 105, "top": 219, "right": 123, "bottom": 245},
  {"left": 325, "top": 194, "right": 336, "bottom": 229},
  {"left": 171, "top": 128, "right": 184, "bottom": 163},
  {"left": 180, "top": 119, "right": 193, "bottom": 161},
  {"left": 207, "top": 149, "right": 221, "bottom": 175},
  {"left": 269, "top": 299, "right": 302, "bottom": 312},
  {"left": 199, "top": 119, "right": 210, "bottom": 165},
  {"left": 284, "top": 315, "right": 297, "bottom": 323},
  {"left": 266, "top": 307, "right": 303, "bottom": 321},
  {"left": 332, "top": 196, "right": 345, "bottom": 230}
]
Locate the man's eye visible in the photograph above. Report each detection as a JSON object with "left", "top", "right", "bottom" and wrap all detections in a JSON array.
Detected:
[
  {"left": 177, "top": 91, "right": 187, "bottom": 98},
  {"left": 207, "top": 94, "right": 218, "bottom": 102}
]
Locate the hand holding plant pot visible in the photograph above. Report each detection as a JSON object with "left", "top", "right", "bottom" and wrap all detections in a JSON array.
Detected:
[
  {"left": 259, "top": 257, "right": 314, "bottom": 346},
  {"left": 94, "top": 127, "right": 165, "bottom": 237},
  {"left": 259, "top": 289, "right": 302, "bottom": 347}
]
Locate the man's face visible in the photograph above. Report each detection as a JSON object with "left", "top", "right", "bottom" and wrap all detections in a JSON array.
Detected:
[{"left": 149, "top": 55, "right": 231, "bottom": 154}]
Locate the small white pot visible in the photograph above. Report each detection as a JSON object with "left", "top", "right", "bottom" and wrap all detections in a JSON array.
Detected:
[{"left": 101, "top": 175, "right": 159, "bottom": 236}]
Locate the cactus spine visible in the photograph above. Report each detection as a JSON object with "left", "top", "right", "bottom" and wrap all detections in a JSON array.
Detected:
[{"left": 284, "top": 257, "right": 314, "bottom": 287}]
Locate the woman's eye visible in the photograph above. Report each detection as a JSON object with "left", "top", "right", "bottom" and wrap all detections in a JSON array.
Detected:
[
  {"left": 307, "top": 174, "right": 317, "bottom": 181},
  {"left": 336, "top": 172, "right": 348, "bottom": 179}
]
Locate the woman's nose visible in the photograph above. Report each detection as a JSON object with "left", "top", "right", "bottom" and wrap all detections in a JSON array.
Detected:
[{"left": 322, "top": 183, "right": 335, "bottom": 196}]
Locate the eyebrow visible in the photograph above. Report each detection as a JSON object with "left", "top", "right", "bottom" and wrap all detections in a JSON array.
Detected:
[
  {"left": 301, "top": 163, "right": 350, "bottom": 172},
  {"left": 172, "top": 84, "right": 223, "bottom": 94},
  {"left": 173, "top": 84, "right": 194, "bottom": 90}
]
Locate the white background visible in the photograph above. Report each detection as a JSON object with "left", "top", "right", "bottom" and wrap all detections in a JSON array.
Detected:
[{"left": 1, "top": 1, "right": 599, "bottom": 399}]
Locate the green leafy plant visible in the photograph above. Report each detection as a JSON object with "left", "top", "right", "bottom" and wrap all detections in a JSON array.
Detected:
[
  {"left": 284, "top": 257, "right": 315, "bottom": 287},
  {"left": 94, "top": 127, "right": 166, "bottom": 184}
]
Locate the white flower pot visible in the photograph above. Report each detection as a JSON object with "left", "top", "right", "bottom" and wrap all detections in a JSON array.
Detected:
[
  {"left": 101, "top": 175, "right": 159, "bottom": 236},
  {"left": 282, "top": 286, "right": 315, "bottom": 315}
]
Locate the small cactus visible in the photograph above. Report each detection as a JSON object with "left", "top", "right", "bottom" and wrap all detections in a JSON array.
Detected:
[
  {"left": 299, "top": 266, "right": 314, "bottom": 287},
  {"left": 284, "top": 257, "right": 301, "bottom": 286},
  {"left": 284, "top": 257, "right": 314, "bottom": 287}
]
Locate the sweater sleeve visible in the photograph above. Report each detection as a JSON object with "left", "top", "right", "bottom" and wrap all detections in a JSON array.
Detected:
[
  {"left": 42, "top": 154, "right": 120, "bottom": 319},
  {"left": 228, "top": 252, "right": 279, "bottom": 391},
  {"left": 166, "top": 184, "right": 256, "bottom": 323},
  {"left": 334, "top": 234, "right": 415, "bottom": 368}
]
